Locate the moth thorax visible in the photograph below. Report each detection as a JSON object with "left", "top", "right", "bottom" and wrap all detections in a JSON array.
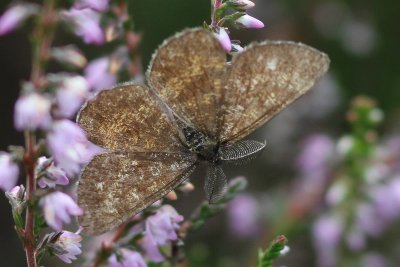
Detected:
[
  {"left": 196, "top": 142, "right": 219, "bottom": 162},
  {"left": 182, "top": 126, "right": 218, "bottom": 162}
]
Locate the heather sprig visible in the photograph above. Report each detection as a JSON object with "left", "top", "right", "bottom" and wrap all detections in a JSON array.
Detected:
[
  {"left": 0, "top": 0, "right": 138, "bottom": 266},
  {"left": 207, "top": 0, "right": 264, "bottom": 52},
  {"left": 256, "top": 235, "right": 289, "bottom": 267}
]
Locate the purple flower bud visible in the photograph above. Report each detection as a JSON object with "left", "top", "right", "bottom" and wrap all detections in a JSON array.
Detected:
[
  {"left": 47, "top": 120, "right": 89, "bottom": 176},
  {"left": 74, "top": 0, "right": 110, "bottom": 12},
  {"left": 53, "top": 230, "right": 83, "bottom": 263},
  {"left": 36, "top": 157, "right": 69, "bottom": 188},
  {"left": 229, "top": 0, "right": 255, "bottom": 10},
  {"left": 39, "top": 191, "right": 83, "bottom": 230},
  {"left": 0, "top": 3, "right": 39, "bottom": 35},
  {"left": 235, "top": 14, "right": 264, "bottom": 29},
  {"left": 84, "top": 57, "right": 117, "bottom": 92},
  {"left": 62, "top": 8, "right": 104, "bottom": 45},
  {"left": 56, "top": 76, "right": 89, "bottom": 118},
  {"left": 227, "top": 194, "right": 259, "bottom": 238},
  {"left": 312, "top": 215, "right": 343, "bottom": 267},
  {"left": 5, "top": 185, "right": 25, "bottom": 213},
  {"left": 51, "top": 45, "right": 87, "bottom": 69},
  {"left": 0, "top": 153, "right": 19, "bottom": 191},
  {"left": 296, "top": 134, "right": 335, "bottom": 174},
  {"left": 214, "top": 27, "right": 232, "bottom": 52},
  {"left": 108, "top": 249, "right": 147, "bottom": 267},
  {"left": 7, "top": 185, "right": 24, "bottom": 199},
  {"left": 14, "top": 93, "right": 52, "bottom": 131},
  {"left": 141, "top": 205, "right": 183, "bottom": 262}
]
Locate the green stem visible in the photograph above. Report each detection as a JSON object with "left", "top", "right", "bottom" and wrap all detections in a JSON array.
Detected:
[{"left": 211, "top": 0, "right": 223, "bottom": 27}]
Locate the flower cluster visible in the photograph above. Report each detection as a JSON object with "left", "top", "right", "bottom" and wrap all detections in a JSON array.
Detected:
[
  {"left": 292, "top": 97, "right": 400, "bottom": 267},
  {"left": 208, "top": 0, "right": 264, "bottom": 52},
  {"left": 0, "top": 0, "right": 123, "bottom": 265}
]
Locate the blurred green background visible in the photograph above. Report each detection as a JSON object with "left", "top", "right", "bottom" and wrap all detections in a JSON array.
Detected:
[{"left": 1, "top": 0, "right": 400, "bottom": 266}]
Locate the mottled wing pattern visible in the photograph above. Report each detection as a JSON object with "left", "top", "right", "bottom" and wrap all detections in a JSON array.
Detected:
[
  {"left": 148, "top": 28, "right": 227, "bottom": 137},
  {"left": 77, "top": 83, "right": 183, "bottom": 153},
  {"left": 218, "top": 42, "right": 330, "bottom": 142},
  {"left": 78, "top": 152, "right": 197, "bottom": 234}
]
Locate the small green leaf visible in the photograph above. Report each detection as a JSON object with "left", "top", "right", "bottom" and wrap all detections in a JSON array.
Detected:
[{"left": 256, "top": 235, "right": 288, "bottom": 267}]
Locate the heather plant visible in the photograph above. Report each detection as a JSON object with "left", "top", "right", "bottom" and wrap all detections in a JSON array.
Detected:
[
  {"left": 2, "top": 1, "right": 399, "bottom": 267},
  {"left": 0, "top": 1, "right": 290, "bottom": 266}
]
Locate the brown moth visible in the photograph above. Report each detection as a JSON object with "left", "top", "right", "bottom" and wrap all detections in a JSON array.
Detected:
[{"left": 77, "top": 28, "right": 330, "bottom": 234}]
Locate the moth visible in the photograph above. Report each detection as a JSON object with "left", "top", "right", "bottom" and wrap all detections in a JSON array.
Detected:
[{"left": 77, "top": 28, "right": 330, "bottom": 234}]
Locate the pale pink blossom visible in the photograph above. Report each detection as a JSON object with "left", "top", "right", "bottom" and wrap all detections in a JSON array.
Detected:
[
  {"left": 236, "top": 14, "right": 264, "bottom": 29},
  {"left": 230, "top": 0, "right": 255, "bottom": 10},
  {"left": 227, "top": 194, "right": 259, "bottom": 238},
  {"left": 213, "top": 27, "right": 231, "bottom": 52},
  {"left": 56, "top": 75, "right": 89, "bottom": 118},
  {"left": 36, "top": 157, "right": 69, "bottom": 188},
  {"left": 297, "top": 134, "right": 335, "bottom": 174},
  {"left": 312, "top": 215, "right": 343, "bottom": 267},
  {"left": 0, "top": 3, "right": 39, "bottom": 35},
  {"left": 74, "top": 0, "right": 110, "bottom": 12},
  {"left": 47, "top": 120, "right": 89, "bottom": 176},
  {"left": 51, "top": 45, "right": 87, "bottom": 69},
  {"left": 84, "top": 57, "right": 117, "bottom": 92},
  {"left": 53, "top": 230, "right": 83, "bottom": 263},
  {"left": 108, "top": 249, "right": 147, "bottom": 267},
  {"left": 62, "top": 8, "right": 104, "bottom": 45},
  {"left": 39, "top": 191, "right": 83, "bottom": 230},
  {"left": 14, "top": 93, "right": 52, "bottom": 131},
  {"left": 0, "top": 153, "right": 19, "bottom": 191},
  {"left": 141, "top": 205, "right": 183, "bottom": 262}
]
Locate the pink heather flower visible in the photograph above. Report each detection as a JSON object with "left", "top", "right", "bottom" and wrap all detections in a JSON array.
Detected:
[
  {"left": 108, "top": 249, "right": 147, "bottom": 267},
  {"left": 53, "top": 230, "right": 83, "bottom": 263},
  {"left": 5, "top": 185, "right": 25, "bottom": 211},
  {"left": 312, "top": 215, "right": 343, "bottom": 267},
  {"left": 74, "top": 0, "right": 110, "bottom": 12},
  {"left": 56, "top": 75, "right": 89, "bottom": 118},
  {"left": 0, "top": 3, "right": 39, "bottom": 35},
  {"left": 62, "top": 8, "right": 104, "bottom": 45},
  {"left": 227, "top": 194, "right": 259, "bottom": 238},
  {"left": 36, "top": 157, "right": 69, "bottom": 188},
  {"left": 141, "top": 205, "right": 183, "bottom": 262},
  {"left": 213, "top": 27, "right": 232, "bottom": 52},
  {"left": 7, "top": 185, "right": 24, "bottom": 200},
  {"left": 230, "top": 0, "right": 255, "bottom": 10},
  {"left": 235, "top": 14, "right": 264, "bottom": 29},
  {"left": 84, "top": 57, "right": 117, "bottom": 92},
  {"left": 297, "top": 134, "right": 335, "bottom": 174},
  {"left": 39, "top": 191, "right": 83, "bottom": 230},
  {"left": 47, "top": 120, "right": 89, "bottom": 176},
  {"left": 360, "top": 177, "right": 400, "bottom": 233},
  {"left": 51, "top": 45, "right": 87, "bottom": 69},
  {"left": 0, "top": 153, "right": 19, "bottom": 191},
  {"left": 85, "top": 142, "right": 105, "bottom": 163},
  {"left": 14, "top": 93, "right": 52, "bottom": 131}
]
